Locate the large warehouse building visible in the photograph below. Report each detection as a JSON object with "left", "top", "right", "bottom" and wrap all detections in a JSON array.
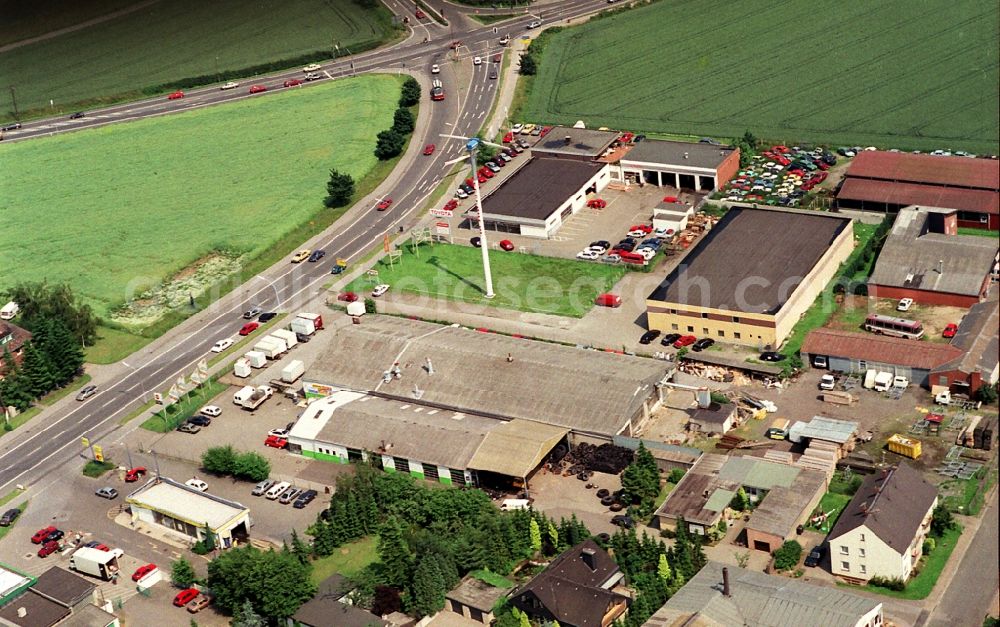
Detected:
[
  {"left": 615, "top": 140, "right": 740, "bottom": 192},
  {"left": 836, "top": 151, "right": 1000, "bottom": 230},
  {"left": 646, "top": 208, "right": 854, "bottom": 349}
]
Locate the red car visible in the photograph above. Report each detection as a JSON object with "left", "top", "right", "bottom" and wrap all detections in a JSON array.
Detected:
[
  {"left": 539, "top": 125, "right": 553, "bottom": 137},
  {"left": 31, "top": 526, "right": 57, "bottom": 544},
  {"left": 594, "top": 293, "right": 622, "bottom": 308},
  {"left": 503, "top": 132, "right": 514, "bottom": 143},
  {"left": 376, "top": 198, "right": 393, "bottom": 211},
  {"left": 587, "top": 199, "right": 607, "bottom": 209},
  {"left": 620, "top": 132, "right": 634, "bottom": 143},
  {"left": 673, "top": 335, "right": 697, "bottom": 349},
  {"left": 499, "top": 240, "right": 515, "bottom": 251},
  {"left": 337, "top": 292, "right": 359, "bottom": 302},
  {"left": 423, "top": 144, "right": 435, "bottom": 155},
  {"left": 38, "top": 540, "right": 60, "bottom": 558},
  {"left": 125, "top": 466, "right": 147, "bottom": 482},
  {"left": 167, "top": 91, "right": 184, "bottom": 100},
  {"left": 132, "top": 563, "right": 157, "bottom": 582},
  {"left": 174, "top": 588, "right": 200, "bottom": 607},
  {"left": 492, "top": 53, "right": 502, "bottom": 63},
  {"left": 248, "top": 85, "right": 267, "bottom": 94},
  {"left": 942, "top": 323, "right": 958, "bottom": 338},
  {"left": 443, "top": 199, "right": 458, "bottom": 211},
  {"left": 283, "top": 79, "right": 301, "bottom": 88},
  {"left": 629, "top": 224, "right": 653, "bottom": 234},
  {"left": 264, "top": 435, "right": 288, "bottom": 449},
  {"left": 239, "top": 322, "right": 259, "bottom": 336},
  {"left": 477, "top": 173, "right": 488, "bottom": 184},
  {"left": 415, "top": 8, "right": 426, "bottom": 18}
]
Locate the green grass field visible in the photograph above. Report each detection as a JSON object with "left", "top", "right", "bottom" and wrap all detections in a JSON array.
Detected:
[
  {"left": 346, "top": 243, "right": 627, "bottom": 318},
  {"left": 523, "top": 0, "right": 999, "bottom": 154},
  {"left": 0, "top": 0, "right": 395, "bottom": 119},
  {"left": 0, "top": 75, "right": 401, "bottom": 322},
  {"left": 309, "top": 536, "right": 378, "bottom": 584}
]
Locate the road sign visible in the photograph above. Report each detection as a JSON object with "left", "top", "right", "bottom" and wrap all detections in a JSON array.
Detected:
[
  {"left": 81, "top": 437, "right": 90, "bottom": 448},
  {"left": 153, "top": 392, "right": 164, "bottom": 404},
  {"left": 429, "top": 208, "right": 454, "bottom": 218},
  {"left": 435, "top": 221, "right": 450, "bottom": 236},
  {"left": 93, "top": 445, "right": 104, "bottom": 462}
]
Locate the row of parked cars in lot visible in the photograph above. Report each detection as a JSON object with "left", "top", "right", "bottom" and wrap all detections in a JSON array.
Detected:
[
  {"left": 576, "top": 223, "right": 673, "bottom": 265},
  {"left": 250, "top": 479, "right": 318, "bottom": 509},
  {"left": 718, "top": 145, "right": 836, "bottom": 207},
  {"left": 453, "top": 143, "right": 523, "bottom": 200},
  {"left": 638, "top": 330, "right": 716, "bottom": 350}
]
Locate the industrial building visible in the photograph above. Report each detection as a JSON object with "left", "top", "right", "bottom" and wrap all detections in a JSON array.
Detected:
[
  {"left": 836, "top": 151, "right": 999, "bottom": 230},
  {"left": 126, "top": 477, "right": 251, "bottom": 549},
  {"left": 643, "top": 562, "right": 883, "bottom": 627},
  {"left": 646, "top": 208, "right": 854, "bottom": 348},
  {"left": 930, "top": 291, "right": 1000, "bottom": 394},
  {"left": 0, "top": 566, "right": 119, "bottom": 627},
  {"left": 615, "top": 139, "right": 740, "bottom": 192}
]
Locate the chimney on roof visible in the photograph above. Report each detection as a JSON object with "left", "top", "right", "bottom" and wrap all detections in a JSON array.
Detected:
[
  {"left": 581, "top": 548, "right": 597, "bottom": 572},
  {"left": 722, "top": 567, "right": 731, "bottom": 597},
  {"left": 565, "top": 135, "right": 572, "bottom": 145}
]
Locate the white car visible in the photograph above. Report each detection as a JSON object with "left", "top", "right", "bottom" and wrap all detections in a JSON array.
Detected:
[
  {"left": 185, "top": 479, "right": 208, "bottom": 492},
  {"left": 635, "top": 248, "right": 657, "bottom": 260},
  {"left": 372, "top": 284, "right": 390, "bottom": 297},
  {"left": 528, "top": 20, "right": 542, "bottom": 28},
  {"left": 896, "top": 298, "right": 914, "bottom": 312},
  {"left": 220, "top": 81, "right": 239, "bottom": 90},
  {"left": 627, "top": 229, "right": 647, "bottom": 238},
  {"left": 653, "top": 227, "right": 671, "bottom": 238},
  {"left": 473, "top": 56, "right": 482, "bottom": 65},
  {"left": 302, "top": 63, "right": 322, "bottom": 72},
  {"left": 211, "top": 338, "right": 234, "bottom": 353},
  {"left": 431, "top": 64, "right": 440, "bottom": 74},
  {"left": 455, "top": 188, "right": 468, "bottom": 199},
  {"left": 200, "top": 405, "right": 222, "bottom": 417},
  {"left": 268, "top": 428, "right": 289, "bottom": 438},
  {"left": 576, "top": 250, "right": 601, "bottom": 261},
  {"left": 511, "top": 123, "right": 523, "bottom": 134},
  {"left": 819, "top": 374, "right": 836, "bottom": 390}
]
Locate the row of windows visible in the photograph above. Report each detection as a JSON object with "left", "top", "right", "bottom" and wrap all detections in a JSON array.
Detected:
[
  {"left": 841, "top": 561, "right": 867, "bottom": 574},
  {"left": 666, "top": 309, "right": 742, "bottom": 324},
  {"left": 840, "top": 545, "right": 866, "bottom": 557},
  {"left": 668, "top": 323, "right": 745, "bottom": 340}
]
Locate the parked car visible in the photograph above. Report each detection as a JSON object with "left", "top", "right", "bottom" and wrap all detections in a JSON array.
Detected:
[
  {"left": 660, "top": 333, "right": 681, "bottom": 346},
  {"left": 942, "top": 323, "right": 958, "bottom": 338},
  {"left": 243, "top": 305, "right": 263, "bottom": 318},
  {"left": 819, "top": 374, "right": 837, "bottom": 390},
  {"left": 610, "top": 515, "right": 634, "bottom": 529},
  {"left": 95, "top": 487, "right": 118, "bottom": 499},
  {"left": 470, "top": 236, "right": 482, "bottom": 248},
  {"left": 577, "top": 250, "right": 601, "bottom": 261},
  {"left": 211, "top": 338, "right": 234, "bottom": 353},
  {"left": 897, "top": 298, "right": 913, "bottom": 312},
  {"left": 265, "top": 435, "right": 288, "bottom": 449},
  {"left": 0, "top": 508, "right": 20, "bottom": 527},
  {"left": 167, "top": 91, "right": 184, "bottom": 100},
  {"left": 283, "top": 79, "right": 301, "bottom": 87},
  {"left": 590, "top": 240, "right": 611, "bottom": 252},
  {"left": 248, "top": 85, "right": 267, "bottom": 94},
  {"left": 759, "top": 351, "right": 786, "bottom": 362},
  {"left": 371, "top": 284, "right": 390, "bottom": 297},
  {"left": 38, "top": 540, "right": 60, "bottom": 558},
  {"left": 376, "top": 198, "right": 393, "bottom": 211},
  {"left": 200, "top": 405, "right": 222, "bottom": 417},
  {"left": 132, "top": 563, "right": 157, "bottom": 581},
  {"left": 691, "top": 338, "right": 715, "bottom": 352},
  {"left": 268, "top": 428, "right": 290, "bottom": 438},
  {"left": 594, "top": 293, "right": 622, "bottom": 308},
  {"left": 338, "top": 292, "right": 359, "bottom": 302},
  {"left": 252, "top": 479, "right": 275, "bottom": 496},
  {"left": 174, "top": 588, "right": 200, "bottom": 607},
  {"left": 177, "top": 422, "right": 201, "bottom": 434},
  {"left": 76, "top": 385, "right": 98, "bottom": 401},
  {"left": 499, "top": 240, "right": 515, "bottom": 251},
  {"left": 239, "top": 322, "right": 259, "bottom": 336},
  {"left": 293, "top": 490, "right": 318, "bottom": 508},
  {"left": 45, "top": 529, "right": 65, "bottom": 543},
  {"left": 804, "top": 545, "right": 825, "bottom": 567},
  {"left": 31, "top": 526, "right": 58, "bottom": 544},
  {"left": 291, "top": 250, "right": 310, "bottom": 263},
  {"left": 124, "top": 467, "right": 147, "bottom": 482},
  {"left": 587, "top": 198, "right": 607, "bottom": 208},
  {"left": 639, "top": 330, "right": 661, "bottom": 345},
  {"left": 187, "top": 415, "right": 212, "bottom": 427},
  {"left": 673, "top": 335, "right": 697, "bottom": 349},
  {"left": 308, "top": 249, "right": 326, "bottom": 262},
  {"left": 187, "top": 596, "right": 210, "bottom": 614},
  {"left": 279, "top": 487, "right": 303, "bottom": 505},
  {"left": 185, "top": 479, "right": 208, "bottom": 492}
]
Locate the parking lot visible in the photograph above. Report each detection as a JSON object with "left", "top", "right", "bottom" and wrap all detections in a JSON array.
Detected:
[{"left": 528, "top": 467, "right": 632, "bottom": 537}]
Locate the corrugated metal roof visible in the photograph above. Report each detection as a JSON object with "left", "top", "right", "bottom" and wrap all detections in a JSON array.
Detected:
[
  {"left": 704, "top": 489, "right": 735, "bottom": 513},
  {"left": 802, "top": 328, "right": 963, "bottom": 370},
  {"left": 796, "top": 416, "right": 859, "bottom": 444},
  {"left": 837, "top": 178, "right": 999, "bottom": 214},
  {"left": 467, "top": 419, "right": 568, "bottom": 477},
  {"left": 643, "top": 562, "right": 881, "bottom": 627},
  {"left": 126, "top": 478, "right": 248, "bottom": 530},
  {"left": 745, "top": 470, "right": 826, "bottom": 538},
  {"left": 622, "top": 139, "right": 736, "bottom": 171},
  {"left": 943, "top": 289, "right": 1000, "bottom": 375},
  {"left": 846, "top": 151, "right": 1000, "bottom": 190}
]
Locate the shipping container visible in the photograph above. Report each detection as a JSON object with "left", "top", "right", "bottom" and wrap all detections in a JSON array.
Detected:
[{"left": 887, "top": 434, "right": 921, "bottom": 459}]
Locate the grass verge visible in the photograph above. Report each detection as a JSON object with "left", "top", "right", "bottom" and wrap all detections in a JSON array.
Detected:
[
  {"left": 958, "top": 227, "right": 997, "bottom": 238},
  {"left": 0, "top": 489, "right": 27, "bottom": 508},
  {"left": 119, "top": 400, "right": 157, "bottom": 426},
  {"left": 309, "top": 535, "right": 378, "bottom": 583},
  {"left": 82, "top": 460, "right": 117, "bottom": 478},
  {"left": 469, "top": 13, "right": 517, "bottom": 25},
  {"left": 842, "top": 525, "right": 962, "bottom": 600},
  {"left": 38, "top": 374, "right": 92, "bottom": 407},
  {"left": 140, "top": 379, "right": 228, "bottom": 433}
]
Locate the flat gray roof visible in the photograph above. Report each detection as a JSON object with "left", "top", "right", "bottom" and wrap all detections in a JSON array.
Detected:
[
  {"left": 649, "top": 208, "right": 851, "bottom": 314},
  {"left": 127, "top": 478, "right": 249, "bottom": 529},
  {"left": 623, "top": 139, "right": 736, "bottom": 171},
  {"left": 797, "top": 416, "right": 858, "bottom": 444},
  {"left": 480, "top": 157, "right": 605, "bottom": 221},
  {"left": 745, "top": 469, "right": 827, "bottom": 538},
  {"left": 307, "top": 316, "right": 669, "bottom": 436},
  {"left": 531, "top": 126, "right": 620, "bottom": 158}
]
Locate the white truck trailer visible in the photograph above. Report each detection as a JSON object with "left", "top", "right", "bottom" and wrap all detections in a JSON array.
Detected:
[
  {"left": 69, "top": 547, "right": 124, "bottom": 580},
  {"left": 270, "top": 328, "right": 298, "bottom": 350}
]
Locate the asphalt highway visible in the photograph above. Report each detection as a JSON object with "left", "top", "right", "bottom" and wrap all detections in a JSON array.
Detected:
[{"left": 0, "top": 0, "right": 609, "bottom": 495}]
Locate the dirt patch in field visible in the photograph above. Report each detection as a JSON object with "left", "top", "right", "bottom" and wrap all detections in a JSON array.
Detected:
[
  {"left": 824, "top": 295, "right": 964, "bottom": 342},
  {"left": 110, "top": 251, "right": 244, "bottom": 327}
]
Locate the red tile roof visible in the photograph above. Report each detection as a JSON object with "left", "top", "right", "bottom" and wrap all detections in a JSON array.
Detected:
[
  {"left": 802, "top": 328, "right": 963, "bottom": 370},
  {"left": 847, "top": 151, "right": 1000, "bottom": 190},
  {"left": 837, "top": 178, "right": 999, "bottom": 215}
]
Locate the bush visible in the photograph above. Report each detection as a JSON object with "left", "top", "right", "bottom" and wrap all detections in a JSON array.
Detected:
[
  {"left": 869, "top": 575, "right": 906, "bottom": 591},
  {"left": 374, "top": 128, "right": 405, "bottom": 160},
  {"left": 709, "top": 391, "right": 729, "bottom": 405},
  {"left": 399, "top": 77, "right": 421, "bottom": 107},
  {"left": 518, "top": 53, "right": 537, "bottom": 75},
  {"left": 922, "top": 537, "right": 935, "bottom": 554},
  {"left": 976, "top": 383, "right": 998, "bottom": 405},
  {"left": 772, "top": 540, "right": 802, "bottom": 571},
  {"left": 202, "top": 446, "right": 237, "bottom": 475},
  {"left": 392, "top": 107, "right": 415, "bottom": 134},
  {"left": 667, "top": 468, "right": 686, "bottom": 484},
  {"left": 931, "top": 504, "right": 955, "bottom": 537},
  {"left": 233, "top": 452, "right": 271, "bottom": 482},
  {"left": 324, "top": 169, "right": 355, "bottom": 208},
  {"left": 171, "top": 558, "right": 197, "bottom": 588},
  {"left": 364, "top": 298, "right": 377, "bottom": 314}
]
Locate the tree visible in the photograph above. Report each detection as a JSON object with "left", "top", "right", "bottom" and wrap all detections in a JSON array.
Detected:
[
  {"left": 621, "top": 443, "right": 660, "bottom": 515},
  {"left": 518, "top": 52, "right": 537, "bottom": 75},
  {"left": 324, "top": 168, "right": 355, "bottom": 208},
  {"left": 0, "top": 348, "right": 32, "bottom": 411},
  {"left": 729, "top": 487, "right": 749, "bottom": 512},
  {"left": 5, "top": 281, "right": 99, "bottom": 346},
  {"left": 374, "top": 128, "right": 405, "bottom": 160},
  {"left": 667, "top": 468, "right": 686, "bottom": 484},
  {"left": 40, "top": 318, "right": 83, "bottom": 385},
  {"left": 201, "top": 446, "right": 236, "bottom": 475},
  {"left": 657, "top": 553, "right": 672, "bottom": 581},
  {"left": 392, "top": 107, "right": 415, "bottom": 134},
  {"left": 976, "top": 383, "right": 998, "bottom": 405},
  {"left": 772, "top": 540, "right": 802, "bottom": 571},
  {"left": 171, "top": 557, "right": 197, "bottom": 588},
  {"left": 289, "top": 530, "right": 311, "bottom": 566},
  {"left": 19, "top": 343, "right": 55, "bottom": 399},
  {"left": 409, "top": 554, "right": 447, "bottom": 618},
  {"left": 731, "top": 130, "right": 760, "bottom": 168},
  {"left": 207, "top": 546, "right": 315, "bottom": 619},
  {"left": 377, "top": 517, "right": 412, "bottom": 587},
  {"left": 930, "top": 504, "right": 955, "bottom": 537},
  {"left": 231, "top": 600, "right": 266, "bottom": 627},
  {"left": 233, "top": 452, "right": 270, "bottom": 482},
  {"left": 399, "top": 77, "right": 421, "bottom": 107},
  {"left": 529, "top": 518, "right": 542, "bottom": 554}
]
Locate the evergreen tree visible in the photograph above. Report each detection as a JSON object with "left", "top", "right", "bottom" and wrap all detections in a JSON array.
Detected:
[
  {"left": 374, "top": 128, "right": 405, "bottom": 160},
  {"left": 232, "top": 599, "right": 266, "bottom": 627},
  {"left": 19, "top": 343, "right": 55, "bottom": 398},
  {"left": 392, "top": 107, "right": 415, "bottom": 135},
  {"left": 657, "top": 553, "right": 672, "bottom": 581},
  {"left": 621, "top": 443, "right": 660, "bottom": 514},
  {"left": 308, "top": 519, "right": 334, "bottom": 557},
  {"left": 546, "top": 521, "right": 559, "bottom": 555},
  {"left": 171, "top": 557, "right": 197, "bottom": 588},
  {"left": 0, "top": 348, "right": 32, "bottom": 411},
  {"left": 399, "top": 77, "right": 421, "bottom": 107},
  {"left": 409, "top": 554, "right": 447, "bottom": 618},
  {"left": 730, "top": 487, "right": 749, "bottom": 512},
  {"left": 324, "top": 169, "right": 355, "bottom": 208},
  {"left": 529, "top": 518, "right": 542, "bottom": 554},
  {"left": 518, "top": 52, "right": 537, "bottom": 75},
  {"left": 45, "top": 318, "right": 83, "bottom": 385},
  {"left": 289, "top": 530, "right": 311, "bottom": 566},
  {"left": 377, "top": 517, "right": 412, "bottom": 587},
  {"left": 516, "top": 607, "right": 531, "bottom": 627}
]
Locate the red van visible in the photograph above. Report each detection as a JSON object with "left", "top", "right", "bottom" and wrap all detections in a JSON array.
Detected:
[
  {"left": 594, "top": 294, "right": 622, "bottom": 308},
  {"left": 618, "top": 251, "right": 647, "bottom": 265}
]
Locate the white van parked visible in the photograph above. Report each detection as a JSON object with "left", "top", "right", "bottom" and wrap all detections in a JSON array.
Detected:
[
  {"left": 265, "top": 481, "right": 290, "bottom": 500},
  {"left": 0, "top": 302, "right": 18, "bottom": 320},
  {"left": 233, "top": 385, "right": 255, "bottom": 405}
]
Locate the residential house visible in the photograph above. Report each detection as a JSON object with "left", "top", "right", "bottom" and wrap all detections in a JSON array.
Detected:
[
  {"left": 445, "top": 575, "right": 509, "bottom": 624},
  {"left": 509, "top": 539, "right": 628, "bottom": 627},
  {"left": 826, "top": 463, "right": 938, "bottom": 583},
  {"left": 289, "top": 574, "right": 388, "bottom": 627},
  {"left": 0, "top": 322, "right": 32, "bottom": 375}
]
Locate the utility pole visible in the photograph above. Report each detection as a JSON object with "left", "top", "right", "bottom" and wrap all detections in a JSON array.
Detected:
[{"left": 8, "top": 86, "right": 19, "bottom": 120}]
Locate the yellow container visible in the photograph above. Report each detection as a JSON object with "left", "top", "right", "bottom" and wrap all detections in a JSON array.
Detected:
[{"left": 887, "top": 434, "right": 922, "bottom": 459}]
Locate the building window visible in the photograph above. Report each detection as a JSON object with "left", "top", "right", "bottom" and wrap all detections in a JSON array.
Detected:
[
  {"left": 842, "top": 561, "right": 850, "bottom": 571},
  {"left": 687, "top": 326, "right": 694, "bottom": 332},
  {"left": 702, "top": 328, "right": 709, "bottom": 335},
  {"left": 671, "top": 323, "right": 679, "bottom": 330},
  {"left": 840, "top": 546, "right": 849, "bottom": 555},
  {"left": 450, "top": 469, "right": 466, "bottom": 485},
  {"left": 938, "top": 375, "right": 948, "bottom": 386},
  {"left": 717, "top": 330, "right": 725, "bottom": 337},
  {"left": 860, "top": 533, "right": 865, "bottom": 541},
  {"left": 859, "top": 548, "right": 866, "bottom": 557},
  {"left": 669, "top": 309, "right": 677, "bottom": 314},
  {"left": 734, "top": 332, "right": 741, "bottom": 340},
  {"left": 732, "top": 316, "right": 740, "bottom": 323},
  {"left": 860, "top": 564, "right": 867, "bottom": 574},
  {"left": 858, "top": 361, "right": 867, "bottom": 370},
  {"left": 701, "top": 312, "right": 709, "bottom": 319}
]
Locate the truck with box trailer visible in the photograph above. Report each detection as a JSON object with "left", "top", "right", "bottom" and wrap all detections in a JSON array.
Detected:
[
  {"left": 873, "top": 372, "right": 893, "bottom": 392},
  {"left": 245, "top": 351, "right": 267, "bottom": 368},
  {"left": 233, "top": 358, "right": 252, "bottom": 378},
  {"left": 270, "top": 328, "right": 298, "bottom": 350},
  {"left": 253, "top": 338, "right": 286, "bottom": 360},
  {"left": 241, "top": 385, "right": 274, "bottom": 410},
  {"left": 69, "top": 547, "right": 123, "bottom": 580},
  {"left": 281, "top": 360, "right": 305, "bottom": 383},
  {"left": 293, "top": 312, "right": 323, "bottom": 334}
]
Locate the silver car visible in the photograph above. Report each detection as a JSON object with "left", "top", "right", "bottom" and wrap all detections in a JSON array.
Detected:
[
  {"left": 76, "top": 385, "right": 98, "bottom": 401},
  {"left": 252, "top": 479, "right": 275, "bottom": 496},
  {"left": 95, "top": 487, "right": 118, "bottom": 499},
  {"left": 278, "top": 487, "right": 302, "bottom": 505}
]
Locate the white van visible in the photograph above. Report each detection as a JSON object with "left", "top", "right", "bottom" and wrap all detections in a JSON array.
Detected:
[
  {"left": 265, "top": 481, "right": 290, "bottom": 500},
  {"left": 233, "top": 385, "right": 255, "bottom": 405},
  {"left": 0, "top": 302, "right": 18, "bottom": 320},
  {"left": 500, "top": 499, "right": 531, "bottom": 511}
]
